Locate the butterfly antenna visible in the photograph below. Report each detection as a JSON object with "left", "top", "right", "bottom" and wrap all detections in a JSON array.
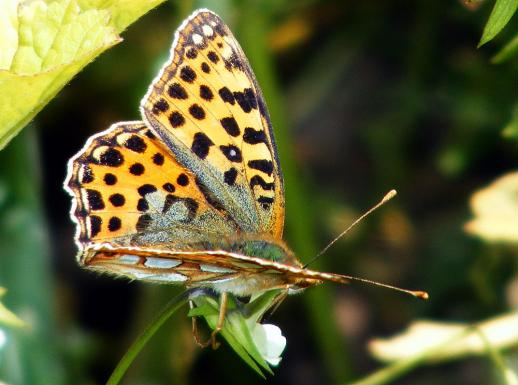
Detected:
[
  {"left": 303, "top": 189, "right": 397, "bottom": 269},
  {"left": 333, "top": 274, "right": 429, "bottom": 300}
]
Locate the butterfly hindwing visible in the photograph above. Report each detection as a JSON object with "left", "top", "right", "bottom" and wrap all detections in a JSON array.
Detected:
[
  {"left": 141, "top": 9, "right": 285, "bottom": 238},
  {"left": 83, "top": 243, "right": 336, "bottom": 295},
  {"left": 65, "top": 121, "right": 239, "bottom": 262}
]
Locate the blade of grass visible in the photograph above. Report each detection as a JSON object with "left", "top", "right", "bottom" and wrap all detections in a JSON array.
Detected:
[
  {"left": 474, "top": 327, "right": 518, "bottom": 385},
  {"left": 492, "top": 32, "right": 518, "bottom": 63},
  {"left": 350, "top": 327, "right": 474, "bottom": 385},
  {"left": 105, "top": 289, "right": 192, "bottom": 385},
  {"left": 478, "top": 0, "right": 518, "bottom": 47},
  {"left": 0, "top": 127, "right": 64, "bottom": 385}
]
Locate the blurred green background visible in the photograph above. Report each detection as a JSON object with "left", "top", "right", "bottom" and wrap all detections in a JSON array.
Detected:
[{"left": 0, "top": 0, "right": 517, "bottom": 384}]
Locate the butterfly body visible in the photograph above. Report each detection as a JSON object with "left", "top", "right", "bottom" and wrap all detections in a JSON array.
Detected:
[{"left": 65, "top": 9, "right": 359, "bottom": 302}]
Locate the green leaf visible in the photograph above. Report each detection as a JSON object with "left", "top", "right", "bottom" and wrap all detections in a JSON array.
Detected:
[
  {"left": 502, "top": 102, "right": 518, "bottom": 137},
  {"left": 478, "top": 0, "right": 518, "bottom": 47},
  {"left": 0, "top": 0, "right": 165, "bottom": 150},
  {"left": 76, "top": 0, "right": 165, "bottom": 32},
  {"left": 0, "top": 288, "right": 25, "bottom": 328},
  {"left": 492, "top": 32, "right": 518, "bottom": 63}
]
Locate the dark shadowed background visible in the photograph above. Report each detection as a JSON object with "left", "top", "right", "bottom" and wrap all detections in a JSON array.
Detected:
[{"left": 1, "top": 0, "right": 517, "bottom": 384}]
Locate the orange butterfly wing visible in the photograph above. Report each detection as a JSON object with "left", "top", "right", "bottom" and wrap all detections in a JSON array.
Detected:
[{"left": 140, "top": 10, "right": 285, "bottom": 238}]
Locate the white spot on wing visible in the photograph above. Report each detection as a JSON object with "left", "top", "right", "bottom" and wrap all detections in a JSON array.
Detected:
[
  {"left": 221, "top": 45, "right": 232, "bottom": 60},
  {"left": 199, "top": 264, "right": 235, "bottom": 273},
  {"left": 144, "top": 257, "right": 182, "bottom": 269},
  {"left": 91, "top": 145, "right": 109, "bottom": 161},
  {"left": 133, "top": 271, "right": 187, "bottom": 282},
  {"left": 202, "top": 25, "right": 213, "bottom": 36},
  {"left": 192, "top": 33, "right": 204, "bottom": 45},
  {"left": 116, "top": 132, "right": 132, "bottom": 146},
  {"left": 118, "top": 255, "right": 140, "bottom": 264}
]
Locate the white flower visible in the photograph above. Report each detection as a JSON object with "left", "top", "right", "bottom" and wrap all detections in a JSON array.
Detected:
[{"left": 251, "top": 323, "right": 286, "bottom": 366}]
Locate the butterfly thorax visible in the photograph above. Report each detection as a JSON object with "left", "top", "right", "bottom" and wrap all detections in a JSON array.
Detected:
[{"left": 212, "top": 234, "right": 299, "bottom": 265}]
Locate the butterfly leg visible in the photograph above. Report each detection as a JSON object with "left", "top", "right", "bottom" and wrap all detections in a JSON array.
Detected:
[
  {"left": 190, "top": 292, "right": 228, "bottom": 349},
  {"left": 265, "top": 289, "right": 289, "bottom": 318},
  {"left": 190, "top": 301, "right": 207, "bottom": 348},
  {"left": 209, "top": 291, "right": 228, "bottom": 349}
]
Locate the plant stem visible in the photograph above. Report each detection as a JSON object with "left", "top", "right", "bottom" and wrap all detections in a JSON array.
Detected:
[{"left": 106, "top": 289, "right": 194, "bottom": 385}]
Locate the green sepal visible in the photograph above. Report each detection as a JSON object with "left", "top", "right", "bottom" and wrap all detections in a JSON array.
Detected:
[{"left": 190, "top": 292, "right": 280, "bottom": 377}]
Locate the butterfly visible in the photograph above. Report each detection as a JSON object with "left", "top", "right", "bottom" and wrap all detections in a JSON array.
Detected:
[{"left": 65, "top": 8, "right": 427, "bottom": 347}]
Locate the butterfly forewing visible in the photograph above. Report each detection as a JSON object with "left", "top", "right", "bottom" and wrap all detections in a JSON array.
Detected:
[{"left": 141, "top": 9, "right": 285, "bottom": 238}]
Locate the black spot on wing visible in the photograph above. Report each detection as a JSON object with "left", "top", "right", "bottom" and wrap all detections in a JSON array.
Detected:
[
  {"left": 250, "top": 175, "right": 274, "bottom": 190},
  {"left": 186, "top": 48, "right": 197, "bottom": 59},
  {"left": 98, "top": 148, "right": 123, "bottom": 167},
  {"left": 233, "top": 88, "right": 257, "bottom": 113},
  {"left": 104, "top": 173, "right": 117, "bottom": 185},
  {"left": 207, "top": 51, "right": 219, "bottom": 64},
  {"left": 244, "top": 88, "right": 258, "bottom": 109},
  {"left": 124, "top": 135, "right": 147, "bottom": 153},
  {"left": 201, "top": 62, "right": 210, "bottom": 73},
  {"left": 81, "top": 166, "right": 94, "bottom": 183},
  {"left": 129, "top": 163, "right": 145, "bottom": 176},
  {"left": 145, "top": 130, "right": 156, "bottom": 140},
  {"left": 183, "top": 198, "right": 199, "bottom": 220},
  {"left": 162, "top": 195, "right": 199, "bottom": 221},
  {"left": 220, "top": 145, "right": 242, "bottom": 162},
  {"left": 152, "top": 153, "right": 164, "bottom": 165},
  {"left": 108, "top": 216, "right": 122, "bottom": 232},
  {"left": 90, "top": 215, "right": 102, "bottom": 237},
  {"left": 162, "top": 183, "right": 175, "bottom": 192},
  {"left": 248, "top": 159, "right": 273, "bottom": 175},
  {"left": 177, "top": 173, "right": 189, "bottom": 186},
  {"left": 220, "top": 117, "right": 240, "bottom": 137},
  {"left": 224, "top": 167, "right": 238, "bottom": 186},
  {"left": 137, "top": 198, "right": 149, "bottom": 211},
  {"left": 162, "top": 194, "right": 176, "bottom": 214},
  {"left": 218, "top": 87, "right": 235, "bottom": 105},
  {"left": 258, "top": 196, "right": 274, "bottom": 209},
  {"left": 138, "top": 184, "right": 157, "bottom": 196},
  {"left": 180, "top": 66, "right": 196, "bottom": 83},
  {"left": 86, "top": 189, "right": 105, "bottom": 210},
  {"left": 109, "top": 193, "right": 125, "bottom": 207},
  {"left": 213, "top": 23, "right": 227, "bottom": 37},
  {"left": 169, "top": 111, "right": 185, "bottom": 128},
  {"left": 189, "top": 104, "right": 206, "bottom": 120},
  {"left": 168, "top": 83, "right": 188, "bottom": 99},
  {"left": 152, "top": 99, "right": 169, "bottom": 114},
  {"left": 199, "top": 85, "right": 214, "bottom": 101},
  {"left": 243, "top": 127, "right": 267, "bottom": 144},
  {"left": 191, "top": 132, "right": 214, "bottom": 159},
  {"left": 136, "top": 214, "right": 152, "bottom": 231}
]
